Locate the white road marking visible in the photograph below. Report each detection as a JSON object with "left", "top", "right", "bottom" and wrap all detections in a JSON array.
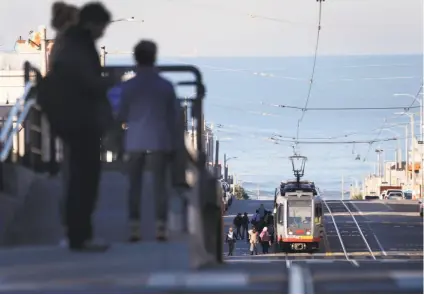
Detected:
[
  {"left": 390, "top": 271, "right": 424, "bottom": 289},
  {"left": 350, "top": 260, "right": 360, "bottom": 267},
  {"left": 323, "top": 201, "right": 350, "bottom": 261},
  {"left": 341, "top": 201, "right": 376, "bottom": 260},
  {"left": 373, "top": 234, "right": 387, "bottom": 256},
  {"left": 288, "top": 264, "right": 305, "bottom": 294},
  {"left": 146, "top": 273, "right": 249, "bottom": 288},
  {"left": 305, "top": 260, "right": 335, "bottom": 264},
  {"left": 286, "top": 259, "right": 292, "bottom": 268}
]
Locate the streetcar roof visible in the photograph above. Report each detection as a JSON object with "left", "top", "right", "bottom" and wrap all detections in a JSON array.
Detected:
[
  {"left": 275, "top": 192, "right": 322, "bottom": 204},
  {"left": 284, "top": 179, "right": 313, "bottom": 184}
]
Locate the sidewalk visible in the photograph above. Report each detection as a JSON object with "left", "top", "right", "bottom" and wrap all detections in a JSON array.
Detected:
[{"left": 0, "top": 242, "right": 288, "bottom": 293}]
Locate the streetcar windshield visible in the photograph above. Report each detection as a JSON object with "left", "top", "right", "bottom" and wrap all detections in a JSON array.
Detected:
[{"left": 287, "top": 200, "right": 312, "bottom": 229}]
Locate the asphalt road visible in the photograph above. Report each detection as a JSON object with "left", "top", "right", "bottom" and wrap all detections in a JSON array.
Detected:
[
  {"left": 222, "top": 198, "right": 423, "bottom": 293},
  {"left": 0, "top": 195, "right": 421, "bottom": 293}
]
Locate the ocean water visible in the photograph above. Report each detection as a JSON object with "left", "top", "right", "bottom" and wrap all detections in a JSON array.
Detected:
[{"left": 107, "top": 54, "right": 423, "bottom": 198}]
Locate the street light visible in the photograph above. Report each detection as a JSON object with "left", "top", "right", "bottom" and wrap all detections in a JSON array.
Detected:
[
  {"left": 224, "top": 154, "right": 238, "bottom": 182},
  {"left": 395, "top": 112, "right": 416, "bottom": 190},
  {"left": 394, "top": 93, "right": 424, "bottom": 141},
  {"left": 111, "top": 17, "right": 143, "bottom": 23},
  {"left": 100, "top": 17, "right": 143, "bottom": 66},
  {"left": 381, "top": 128, "right": 401, "bottom": 169},
  {"left": 289, "top": 155, "right": 307, "bottom": 186}
]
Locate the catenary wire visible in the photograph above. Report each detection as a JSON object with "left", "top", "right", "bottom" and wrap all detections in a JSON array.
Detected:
[{"left": 295, "top": 0, "right": 324, "bottom": 143}]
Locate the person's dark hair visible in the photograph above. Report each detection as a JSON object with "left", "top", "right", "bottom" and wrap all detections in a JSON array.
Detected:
[
  {"left": 51, "top": 1, "right": 78, "bottom": 31},
  {"left": 134, "top": 40, "right": 157, "bottom": 66},
  {"left": 256, "top": 209, "right": 259, "bottom": 213},
  {"left": 79, "top": 2, "right": 111, "bottom": 25}
]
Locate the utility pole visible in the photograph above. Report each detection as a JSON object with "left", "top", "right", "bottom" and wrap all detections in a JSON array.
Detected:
[
  {"left": 375, "top": 149, "right": 383, "bottom": 177},
  {"left": 215, "top": 139, "right": 219, "bottom": 178},
  {"left": 411, "top": 114, "right": 416, "bottom": 192},
  {"left": 39, "top": 25, "right": 51, "bottom": 164},
  {"left": 223, "top": 153, "right": 227, "bottom": 181},
  {"left": 341, "top": 174, "right": 344, "bottom": 200},
  {"left": 405, "top": 125, "right": 409, "bottom": 186},
  {"left": 100, "top": 46, "right": 106, "bottom": 67},
  {"left": 257, "top": 183, "right": 259, "bottom": 200}
]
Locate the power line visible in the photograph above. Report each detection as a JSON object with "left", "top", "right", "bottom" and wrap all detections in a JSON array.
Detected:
[
  {"left": 296, "top": 0, "right": 324, "bottom": 142},
  {"left": 261, "top": 101, "right": 420, "bottom": 111},
  {"left": 268, "top": 133, "right": 422, "bottom": 145},
  {"left": 363, "top": 84, "right": 423, "bottom": 161}
]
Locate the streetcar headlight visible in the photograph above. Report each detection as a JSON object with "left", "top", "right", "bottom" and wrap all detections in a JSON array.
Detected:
[
  {"left": 306, "top": 231, "right": 311, "bottom": 235},
  {"left": 288, "top": 231, "right": 293, "bottom": 235}
]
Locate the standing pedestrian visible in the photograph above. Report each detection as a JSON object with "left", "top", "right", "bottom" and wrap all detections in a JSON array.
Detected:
[
  {"left": 259, "top": 227, "right": 271, "bottom": 254},
  {"left": 233, "top": 213, "right": 242, "bottom": 239},
  {"left": 225, "top": 227, "right": 236, "bottom": 256},
  {"left": 45, "top": 2, "right": 114, "bottom": 251},
  {"left": 241, "top": 212, "right": 249, "bottom": 240},
  {"left": 248, "top": 226, "right": 259, "bottom": 255},
  {"left": 48, "top": 1, "right": 80, "bottom": 249},
  {"left": 117, "top": 40, "right": 179, "bottom": 242},
  {"left": 258, "top": 204, "right": 266, "bottom": 219}
]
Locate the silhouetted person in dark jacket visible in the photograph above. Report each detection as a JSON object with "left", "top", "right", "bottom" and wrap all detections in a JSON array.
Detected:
[
  {"left": 48, "top": 2, "right": 114, "bottom": 252},
  {"left": 49, "top": 1, "right": 80, "bottom": 249},
  {"left": 233, "top": 213, "right": 242, "bottom": 240},
  {"left": 241, "top": 212, "right": 249, "bottom": 240}
]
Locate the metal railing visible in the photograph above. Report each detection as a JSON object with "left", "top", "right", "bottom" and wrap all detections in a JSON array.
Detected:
[
  {"left": 0, "top": 82, "right": 33, "bottom": 144},
  {"left": 0, "top": 61, "right": 223, "bottom": 265},
  {"left": 0, "top": 98, "right": 37, "bottom": 162}
]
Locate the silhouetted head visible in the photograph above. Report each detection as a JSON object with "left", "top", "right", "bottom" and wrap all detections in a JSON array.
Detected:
[
  {"left": 244, "top": 212, "right": 248, "bottom": 216},
  {"left": 256, "top": 209, "right": 259, "bottom": 213},
  {"left": 78, "top": 2, "right": 111, "bottom": 40},
  {"left": 134, "top": 40, "right": 157, "bottom": 67},
  {"left": 51, "top": 1, "right": 79, "bottom": 32}
]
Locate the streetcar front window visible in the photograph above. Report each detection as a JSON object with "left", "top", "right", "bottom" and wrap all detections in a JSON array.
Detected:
[{"left": 287, "top": 200, "right": 312, "bottom": 229}]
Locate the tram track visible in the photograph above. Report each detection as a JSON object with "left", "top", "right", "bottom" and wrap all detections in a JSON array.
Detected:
[{"left": 322, "top": 200, "right": 377, "bottom": 264}]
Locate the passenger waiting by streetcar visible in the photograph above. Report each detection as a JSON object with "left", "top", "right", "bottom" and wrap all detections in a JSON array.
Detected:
[
  {"left": 233, "top": 213, "right": 243, "bottom": 239},
  {"left": 258, "top": 203, "right": 266, "bottom": 219},
  {"left": 241, "top": 212, "right": 249, "bottom": 240},
  {"left": 268, "top": 223, "right": 275, "bottom": 245},
  {"left": 225, "top": 227, "right": 236, "bottom": 256},
  {"left": 259, "top": 227, "right": 271, "bottom": 254},
  {"left": 251, "top": 210, "right": 261, "bottom": 227},
  {"left": 248, "top": 226, "right": 259, "bottom": 255}
]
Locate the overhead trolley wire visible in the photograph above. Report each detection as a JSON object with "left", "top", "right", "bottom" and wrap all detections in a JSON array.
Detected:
[
  {"left": 295, "top": 0, "right": 324, "bottom": 142},
  {"left": 260, "top": 101, "right": 420, "bottom": 111},
  {"left": 268, "top": 133, "right": 422, "bottom": 145},
  {"left": 362, "top": 84, "right": 424, "bottom": 161}
]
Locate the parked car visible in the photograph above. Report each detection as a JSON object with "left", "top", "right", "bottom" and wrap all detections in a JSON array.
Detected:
[
  {"left": 419, "top": 199, "right": 423, "bottom": 217},
  {"left": 387, "top": 191, "right": 404, "bottom": 200}
]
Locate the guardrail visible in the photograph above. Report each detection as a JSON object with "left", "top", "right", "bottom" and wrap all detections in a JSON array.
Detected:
[
  {"left": 0, "top": 61, "right": 223, "bottom": 266},
  {"left": 0, "top": 99, "right": 37, "bottom": 162}
]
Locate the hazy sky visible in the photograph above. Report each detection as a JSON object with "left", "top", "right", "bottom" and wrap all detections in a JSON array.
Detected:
[{"left": 0, "top": 0, "right": 423, "bottom": 56}]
